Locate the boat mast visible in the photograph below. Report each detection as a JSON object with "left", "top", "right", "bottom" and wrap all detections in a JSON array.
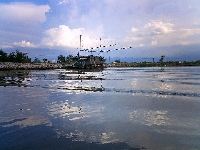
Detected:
[
  {"left": 100, "top": 38, "right": 101, "bottom": 50},
  {"left": 80, "top": 35, "right": 82, "bottom": 51},
  {"left": 78, "top": 35, "right": 82, "bottom": 57},
  {"left": 99, "top": 38, "right": 101, "bottom": 55}
]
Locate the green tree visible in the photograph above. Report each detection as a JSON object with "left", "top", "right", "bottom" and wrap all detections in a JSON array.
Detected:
[
  {"left": 58, "top": 55, "right": 66, "bottom": 63},
  {"left": 7, "top": 50, "right": 28, "bottom": 62},
  {"left": 0, "top": 49, "right": 8, "bottom": 62},
  {"left": 159, "top": 55, "right": 165, "bottom": 63},
  {"left": 114, "top": 59, "right": 120, "bottom": 63},
  {"left": 15, "top": 50, "right": 28, "bottom": 63},
  {"left": 100, "top": 56, "right": 106, "bottom": 63},
  {"left": 8, "top": 52, "right": 16, "bottom": 62},
  {"left": 66, "top": 54, "right": 74, "bottom": 63}
]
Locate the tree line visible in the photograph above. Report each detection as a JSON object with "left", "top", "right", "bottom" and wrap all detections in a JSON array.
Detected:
[{"left": 0, "top": 49, "right": 30, "bottom": 63}]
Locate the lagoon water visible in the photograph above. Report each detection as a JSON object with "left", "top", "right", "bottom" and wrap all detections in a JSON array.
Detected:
[{"left": 0, "top": 67, "right": 200, "bottom": 150}]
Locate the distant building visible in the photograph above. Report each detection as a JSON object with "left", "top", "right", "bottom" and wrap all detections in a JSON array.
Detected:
[{"left": 33, "top": 58, "right": 41, "bottom": 63}]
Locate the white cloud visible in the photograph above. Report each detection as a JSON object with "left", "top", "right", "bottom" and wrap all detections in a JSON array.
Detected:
[
  {"left": 125, "top": 37, "right": 141, "bottom": 42},
  {"left": 0, "top": 2, "right": 50, "bottom": 47},
  {"left": 151, "top": 39, "right": 157, "bottom": 46},
  {"left": 41, "top": 25, "right": 105, "bottom": 50},
  {"left": 1, "top": 0, "right": 200, "bottom": 61},
  {"left": 128, "top": 20, "right": 200, "bottom": 47},
  {"left": 59, "top": 0, "right": 69, "bottom": 5},
  {"left": 175, "top": 28, "right": 200, "bottom": 45},
  {"left": 178, "top": 28, "right": 200, "bottom": 37},
  {"left": 0, "top": 2, "right": 50, "bottom": 23},
  {"left": 80, "top": 8, "right": 101, "bottom": 25},
  {"left": 13, "top": 40, "right": 37, "bottom": 48},
  {"left": 127, "top": 21, "right": 174, "bottom": 47},
  {"left": 144, "top": 21, "right": 174, "bottom": 36},
  {"left": 1, "top": 45, "right": 13, "bottom": 49},
  {"left": 131, "top": 27, "right": 138, "bottom": 33},
  {"left": 41, "top": 25, "right": 83, "bottom": 48}
]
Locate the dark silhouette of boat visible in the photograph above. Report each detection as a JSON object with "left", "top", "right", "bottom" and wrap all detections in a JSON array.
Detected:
[
  {"left": 66, "top": 54, "right": 105, "bottom": 69},
  {"left": 66, "top": 35, "right": 105, "bottom": 69}
]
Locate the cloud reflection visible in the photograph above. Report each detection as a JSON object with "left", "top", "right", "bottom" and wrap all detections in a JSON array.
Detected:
[
  {"left": 130, "top": 110, "right": 170, "bottom": 126},
  {"left": 2, "top": 116, "right": 51, "bottom": 128},
  {"left": 100, "top": 132, "right": 119, "bottom": 144},
  {"left": 47, "top": 101, "right": 82, "bottom": 118}
]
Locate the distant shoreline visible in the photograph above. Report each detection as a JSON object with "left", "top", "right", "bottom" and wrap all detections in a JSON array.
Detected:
[
  {"left": 106, "top": 61, "right": 200, "bottom": 67},
  {"left": 0, "top": 62, "right": 63, "bottom": 71},
  {"left": 0, "top": 61, "right": 200, "bottom": 71}
]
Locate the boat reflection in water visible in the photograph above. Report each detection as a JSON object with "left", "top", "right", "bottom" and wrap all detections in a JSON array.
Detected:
[{"left": 1, "top": 67, "right": 200, "bottom": 150}]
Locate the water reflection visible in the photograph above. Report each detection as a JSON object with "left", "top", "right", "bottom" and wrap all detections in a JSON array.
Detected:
[
  {"left": 0, "top": 70, "right": 31, "bottom": 86},
  {"left": 1, "top": 116, "right": 51, "bottom": 128},
  {"left": 1, "top": 67, "right": 200, "bottom": 149},
  {"left": 130, "top": 110, "right": 170, "bottom": 126},
  {"left": 1, "top": 68, "right": 199, "bottom": 98},
  {"left": 130, "top": 67, "right": 200, "bottom": 98},
  {"left": 47, "top": 100, "right": 83, "bottom": 119}
]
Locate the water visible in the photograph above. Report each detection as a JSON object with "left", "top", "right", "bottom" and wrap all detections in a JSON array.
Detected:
[{"left": 0, "top": 67, "right": 200, "bottom": 150}]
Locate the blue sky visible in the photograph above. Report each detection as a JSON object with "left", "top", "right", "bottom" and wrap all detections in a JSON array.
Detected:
[{"left": 0, "top": 0, "right": 200, "bottom": 62}]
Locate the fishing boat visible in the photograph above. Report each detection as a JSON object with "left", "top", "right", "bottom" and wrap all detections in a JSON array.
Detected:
[
  {"left": 66, "top": 55, "right": 105, "bottom": 69},
  {"left": 66, "top": 35, "right": 105, "bottom": 69}
]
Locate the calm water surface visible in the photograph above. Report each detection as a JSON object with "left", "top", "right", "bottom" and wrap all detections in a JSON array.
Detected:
[{"left": 0, "top": 67, "right": 200, "bottom": 150}]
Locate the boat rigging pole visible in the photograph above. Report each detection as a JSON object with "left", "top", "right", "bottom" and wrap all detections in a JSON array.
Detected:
[
  {"left": 100, "top": 38, "right": 101, "bottom": 50},
  {"left": 78, "top": 35, "right": 82, "bottom": 57}
]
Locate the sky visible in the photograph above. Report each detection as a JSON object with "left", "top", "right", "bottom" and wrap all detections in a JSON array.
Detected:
[{"left": 0, "top": 0, "right": 200, "bottom": 62}]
